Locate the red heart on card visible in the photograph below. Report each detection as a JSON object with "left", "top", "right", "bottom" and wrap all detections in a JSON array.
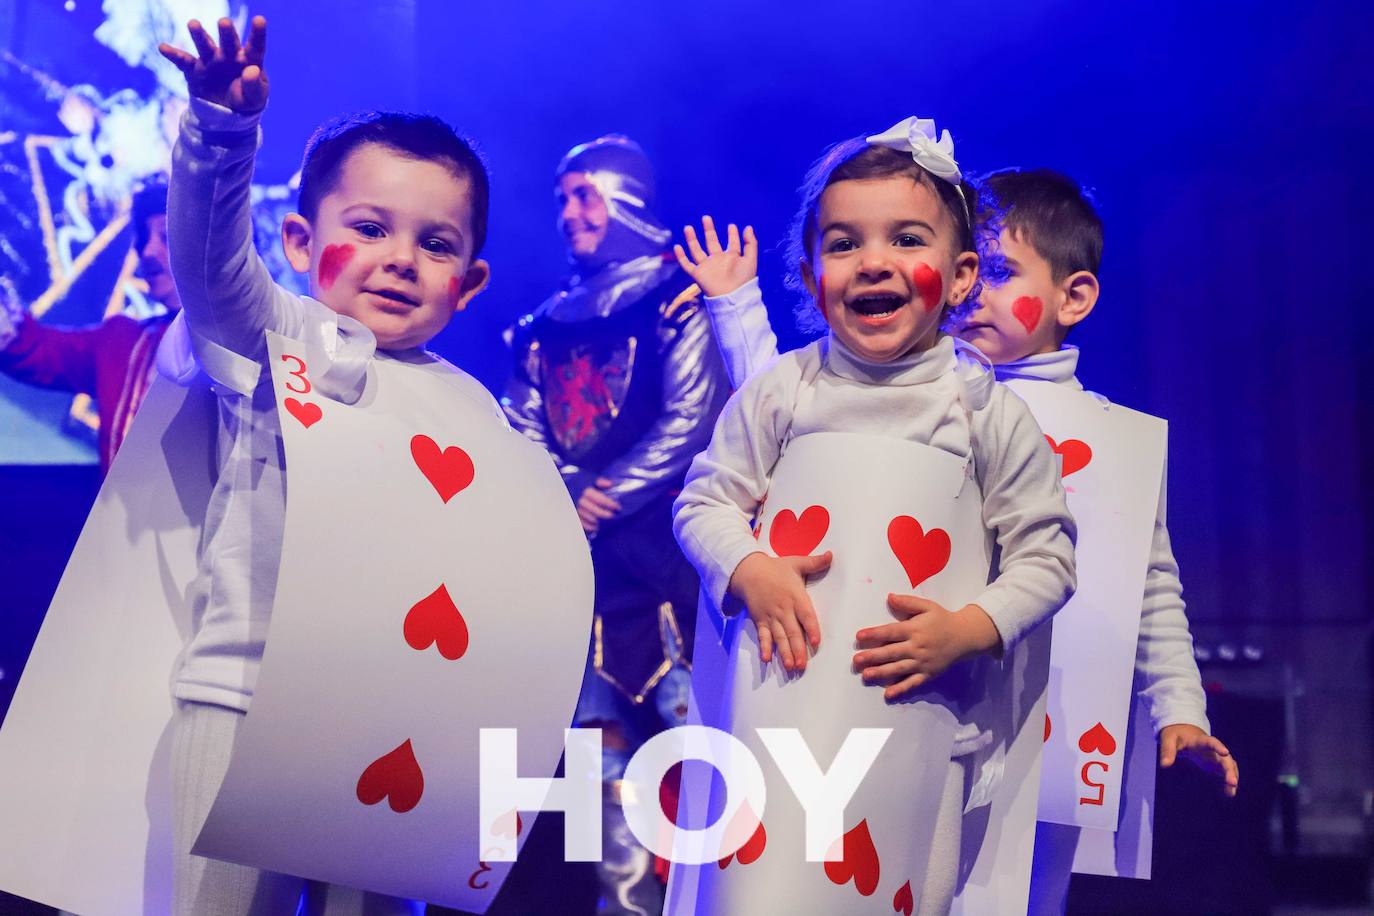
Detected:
[
  {"left": 284, "top": 397, "right": 322, "bottom": 429},
  {"left": 824, "top": 819, "right": 880, "bottom": 896},
  {"left": 356, "top": 739, "right": 424, "bottom": 813},
  {"left": 1077, "top": 722, "right": 1117, "bottom": 756},
  {"left": 410, "top": 434, "right": 475, "bottom": 503},
  {"left": 404, "top": 584, "right": 469, "bottom": 660},
  {"left": 893, "top": 879, "right": 915, "bottom": 915},
  {"left": 769, "top": 506, "right": 830, "bottom": 557},
  {"left": 493, "top": 809, "right": 523, "bottom": 840},
  {"left": 887, "top": 516, "right": 951, "bottom": 588},
  {"left": 718, "top": 820, "right": 767, "bottom": 869},
  {"left": 1044, "top": 714, "right": 1052, "bottom": 742},
  {"left": 1045, "top": 436, "right": 1092, "bottom": 477}
]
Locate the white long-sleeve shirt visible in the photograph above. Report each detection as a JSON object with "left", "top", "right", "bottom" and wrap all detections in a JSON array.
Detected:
[
  {"left": 166, "top": 98, "right": 504, "bottom": 712},
  {"left": 702, "top": 279, "right": 1208, "bottom": 735},
  {"left": 672, "top": 329, "right": 1077, "bottom": 658}
]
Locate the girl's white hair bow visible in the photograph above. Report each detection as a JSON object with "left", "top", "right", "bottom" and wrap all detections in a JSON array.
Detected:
[{"left": 866, "top": 117, "right": 962, "bottom": 185}]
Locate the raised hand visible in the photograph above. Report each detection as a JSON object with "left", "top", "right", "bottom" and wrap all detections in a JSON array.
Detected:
[
  {"left": 674, "top": 215, "right": 759, "bottom": 298},
  {"left": 159, "top": 15, "right": 269, "bottom": 114}
]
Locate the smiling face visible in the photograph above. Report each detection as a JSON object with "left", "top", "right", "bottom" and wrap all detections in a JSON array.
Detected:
[
  {"left": 556, "top": 172, "right": 610, "bottom": 259},
  {"left": 282, "top": 142, "right": 489, "bottom": 350},
  {"left": 804, "top": 175, "right": 977, "bottom": 363},
  {"left": 956, "top": 226, "right": 1094, "bottom": 363}
]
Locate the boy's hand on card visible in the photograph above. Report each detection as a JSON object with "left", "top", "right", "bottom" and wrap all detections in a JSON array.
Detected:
[
  {"left": 728, "top": 550, "right": 831, "bottom": 672},
  {"left": 674, "top": 216, "right": 758, "bottom": 298},
  {"left": 576, "top": 477, "right": 619, "bottom": 534},
  {"left": 159, "top": 15, "right": 269, "bottom": 114},
  {"left": 1159, "top": 724, "right": 1239, "bottom": 797},
  {"left": 854, "top": 596, "right": 1001, "bottom": 700}
]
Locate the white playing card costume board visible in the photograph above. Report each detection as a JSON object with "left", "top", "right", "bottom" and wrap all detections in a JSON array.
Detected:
[
  {"left": 1071, "top": 694, "right": 1156, "bottom": 879},
  {"left": 1005, "top": 379, "right": 1165, "bottom": 833},
  {"left": 668, "top": 431, "right": 1025, "bottom": 916},
  {"left": 0, "top": 373, "right": 214, "bottom": 914},
  {"left": 191, "top": 332, "right": 593, "bottom": 910}
]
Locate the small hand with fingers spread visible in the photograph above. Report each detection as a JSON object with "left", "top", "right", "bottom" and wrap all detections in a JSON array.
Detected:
[
  {"left": 159, "top": 15, "right": 269, "bottom": 114},
  {"left": 854, "top": 595, "right": 1002, "bottom": 701},
  {"left": 729, "top": 550, "right": 832, "bottom": 673},
  {"left": 1159, "top": 724, "right": 1239, "bottom": 798},
  {"left": 674, "top": 216, "right": 758, "bottom": 298}
]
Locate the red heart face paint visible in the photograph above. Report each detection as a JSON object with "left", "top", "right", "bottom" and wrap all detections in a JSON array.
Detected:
[
  {"left": 912, "top": 263, "right": 943, "bottom": 312},
  {"left": 318, "top": 244, "right": 354, "bottom": 291},
  {"left": 1012, "top": 296, "right": 1043, "bottom": 334},
  {"left": 447, "top": 276, "right": 462, "bottom": 310}
]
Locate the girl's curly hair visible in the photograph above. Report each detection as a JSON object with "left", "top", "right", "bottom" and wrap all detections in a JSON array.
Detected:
[{"left": 782, "top": 140, "right": 990, "bottom": 335}]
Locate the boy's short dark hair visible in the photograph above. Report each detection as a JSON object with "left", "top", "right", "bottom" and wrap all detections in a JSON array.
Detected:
[
  {"left": 785, "top": 140, "right": 985, "bottom": 334},
  {"left": 297, "top": 111, "right": 490, "bottom": 257},
  {"left": 978, "top": 168, "right": 1102, "bottom": 281}
]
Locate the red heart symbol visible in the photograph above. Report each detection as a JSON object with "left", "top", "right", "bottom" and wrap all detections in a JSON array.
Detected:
[
  {"left": 911, "top": 263, "right": 944, "bottom": 312},
  {"left": 284, "top": 397, "right": 322, "bottom": 429},
  {"left": 1077, "top": 722, "right": 1117, "bottom": 756},
  {"left": 411, "top": 434, "right": 475, "bottom": 503},
  {"left": 493, "top": 809, "right": 523, "bottom": 840},
  {"left": 824, "top": 818, "right": 880, "bottom": 896},
  {"left": 356, "top": 739, "right": 424, "bottom": 813},
  {"left": 404, "top": 584, "right": 469, "bottom": 660},
  {"left": 1045, "top": 436, "right": 1092, "bottom": 477},
  {"left": 769, "top": 506, "right": 829, "bottom": 557},
  {"left": 1044, "top": 713, "right": 1052, "bottom": 742},
  {"left": 886, "top": 517, "right": 951, "bottom": 588},
  {"left": 1012, "top": 296, "right": 1044, "bottom": 334},
  {"left": 893, "top": 879, "right": 914, "bottom": 915},
  {"left": 718, "top": 820, "right": 767, "bottom": 869}
]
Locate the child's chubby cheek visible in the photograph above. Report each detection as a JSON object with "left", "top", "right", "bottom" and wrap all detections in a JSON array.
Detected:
[
  {"left": 1010, "top": 295, "right": 1044, "bottom": 334},
  {"left": 911, "top": 263, "right": 944, "bottom": 312},
  {"left": 317, "top": 243, "right": 355, "bottom": 291}
]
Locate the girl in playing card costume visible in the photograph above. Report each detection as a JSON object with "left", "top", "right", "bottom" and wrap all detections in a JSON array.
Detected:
[
  {"left": 504, "top": 135, "right": 729, "bottom": 914},
  {"left": 684, "top": 163, "right": 1239, "bottom": 913},
  {"left": 670, "top": 118, "right": 1077, "bottom": 916}
]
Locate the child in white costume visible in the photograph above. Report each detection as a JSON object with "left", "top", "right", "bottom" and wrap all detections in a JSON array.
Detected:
[
  {"left": 159, "top": 16, "right": 495, "bottom": 914},
  {"left": 679, "top": 164, "right": 1237, "bottom": 912},
  {"left": 671, "top": 119, "right": 1076, "bottom": 915}
]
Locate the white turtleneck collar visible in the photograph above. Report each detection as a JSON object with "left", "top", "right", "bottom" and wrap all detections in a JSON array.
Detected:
[
  {"left": 823, "top": 334, "right": 996, "bottom": 409},
  {"left": 994, "top": 345, "right": 1083, "bottom": 390}
]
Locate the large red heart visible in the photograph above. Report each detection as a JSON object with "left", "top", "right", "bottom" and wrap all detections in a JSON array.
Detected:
[
  {"left": 404, "top": 584, "right": 469, "bottom": 660},
  {"left": 823, "top": 818, "right": 880, "bottom": 896},
  {"left": 356, "top": 739, "right": 424, "bottom": 813},
  {"left": 893, "top": 879, "right": 915, "bottom": 916},
  {"left": 284, "top": 397, "right": 322, "bottom": 429},
  {"left": 1045, "top": 436, "right": 1092, "bottom": 477},
  {"left": 411, "top": 434, "right": 475, "bottom": 503},
  {"left": 886, "top": 516, "right": 951, "bottom": 588},
  {"left": 1077, "top": 722, "right": 1117, "bottom": 756},
  {"left": 769, "top": 506, "right": 830, "bottom": 557}
]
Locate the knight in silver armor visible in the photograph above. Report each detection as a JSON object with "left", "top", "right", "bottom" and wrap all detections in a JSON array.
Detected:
[{"left": 503, "top": 135, "right": 728, "bottom": 915}]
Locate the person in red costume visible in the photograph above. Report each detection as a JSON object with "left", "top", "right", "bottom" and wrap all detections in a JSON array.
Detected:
[{"left": 0, "top": 179, "right": 180, "bottom": 473}]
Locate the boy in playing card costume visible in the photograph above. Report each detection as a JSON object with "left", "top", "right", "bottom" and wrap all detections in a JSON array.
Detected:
[
  {"left": 503, "top": 135, "right": 729, "bottom": 914},
  {"left": 671, "top": 118, "right": 1076, "bottom": 915},
  {"left": 958, "top": 169, "right": 1236, "bottom": 911},
  {"left": 158, "top": 17, "right": 490, "bottom": 913}
]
